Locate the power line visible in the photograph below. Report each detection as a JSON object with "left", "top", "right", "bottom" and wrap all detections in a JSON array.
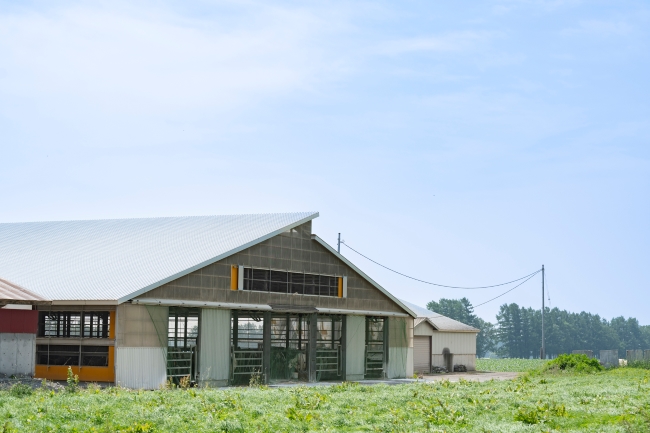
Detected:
[
  {"left": 411, "top": 270, "right": 541, "bottom": 319},
  {"left": 473, "top": 270, "right": 541, "bottom": 308},
  {"left": 341, "top": 241, "right": 541, "bottom": 289}
]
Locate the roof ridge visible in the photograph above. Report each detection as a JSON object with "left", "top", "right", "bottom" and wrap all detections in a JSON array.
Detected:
[{"left": 0, "top": 211, "right": 318, "bottom": 225}]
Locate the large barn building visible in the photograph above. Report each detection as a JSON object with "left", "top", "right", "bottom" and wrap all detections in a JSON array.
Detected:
[{"left": 0, "top": 212, "right": 424, "bottom": 388}]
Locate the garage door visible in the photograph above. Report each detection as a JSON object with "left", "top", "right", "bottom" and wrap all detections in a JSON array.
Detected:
[{"left": 413, "top": 336, "right": 431, "bottom": 374}]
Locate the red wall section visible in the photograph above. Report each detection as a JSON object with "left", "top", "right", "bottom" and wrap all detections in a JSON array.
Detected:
[{"left": 0, "top": 309, "right": 38, "bottom": 333}]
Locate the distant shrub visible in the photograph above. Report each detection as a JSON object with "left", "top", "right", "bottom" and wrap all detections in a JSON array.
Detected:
[
  {"left": 543, "top": 354, "right": 603, "bottom": 373},
  {"left": 628, "top": 360, "right": 650, "bottom": 370}
]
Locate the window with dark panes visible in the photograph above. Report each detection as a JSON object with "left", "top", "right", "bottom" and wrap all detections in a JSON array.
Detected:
[
  {"left": 243, "top": 267, "right": 339, "bottom": 297},
  {"left": 39, "top": 312, "right": 110, "bottom": 338}
]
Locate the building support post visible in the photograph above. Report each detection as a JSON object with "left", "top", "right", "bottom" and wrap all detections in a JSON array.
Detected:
[
  {"left": 340, "top": 315, "right": 347, "bottom": 380},
  {"left": 308, "top": 313, "right": 318, "bottom": 382},
  {"left": 262, "top": 311, "right": 271, "bottom": 384},
  {"left": 383, "top": 317, "right": 390, "bottom": 378}
]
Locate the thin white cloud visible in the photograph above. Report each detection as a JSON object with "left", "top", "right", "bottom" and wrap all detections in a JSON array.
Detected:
[
  {"left": 380, "top": 31, "right": 495, "bottom": 55},
  {"left": 0, "top": 2, "right": 351, "bottom": 124},
  {"left": 561, "top": 19, "right": 634, "bottom": 36}
]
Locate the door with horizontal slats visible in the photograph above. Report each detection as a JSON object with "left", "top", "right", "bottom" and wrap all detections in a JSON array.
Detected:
[{"left": 413, "top": 336, "right": 431, "bottom": 374}]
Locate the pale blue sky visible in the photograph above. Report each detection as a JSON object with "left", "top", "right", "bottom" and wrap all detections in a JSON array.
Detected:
[{"left": 1, "top": 1, "right": 648, "bottom": 323}]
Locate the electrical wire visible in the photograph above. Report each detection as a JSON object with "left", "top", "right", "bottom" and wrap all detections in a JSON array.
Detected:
[
  {"left": 473, "top": 270, "right": 541, "bottom": 308},
  {"left": 341, "top": 241, "right": 541, "bottom": 289}
]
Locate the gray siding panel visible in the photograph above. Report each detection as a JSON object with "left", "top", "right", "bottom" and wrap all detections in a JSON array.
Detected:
[{"left": 117, "top": 304, "right": 167, "bottom": 348}]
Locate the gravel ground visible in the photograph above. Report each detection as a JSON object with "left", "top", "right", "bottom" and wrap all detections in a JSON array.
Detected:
[
  {"left": 422, "top": 371, "right": 519, "bottom": 382},
  {"left": 0, "top": 373, "right": 64, "bottom": 391}
]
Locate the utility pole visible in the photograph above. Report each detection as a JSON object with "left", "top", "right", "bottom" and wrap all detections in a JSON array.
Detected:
[
  {"left": 337, "top": 233, "right": 341, "bottom": 253},
  {"left": 541, "top": 264, "right": 545, "bottom": 360}
]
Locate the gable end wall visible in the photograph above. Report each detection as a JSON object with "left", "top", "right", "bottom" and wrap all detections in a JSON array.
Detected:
[{"left": 137, "top": 222, "right": 403, "bottom": 313}]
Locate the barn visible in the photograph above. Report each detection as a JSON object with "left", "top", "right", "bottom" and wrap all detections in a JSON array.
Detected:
[
  {"left": 400, "top": 300, "right": 479, "bottom": 373},
  {"left": 0, "top": 212, "right": 418, "bottom": 388}
]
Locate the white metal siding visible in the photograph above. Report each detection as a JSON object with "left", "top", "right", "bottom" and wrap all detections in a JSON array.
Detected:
[
  {"left": 430, "top": 332, "right": 476, "bottom": 355},
  {"left": 413, "top": 336, "right": 430, "bottom": 373},
  {"left": 199, "top": 308, "right": 230, "bottom": 386},
  {"left": 345, "top": 315, "right": 365, "bottom": 380},
  {"left": 0, "top": 333, "right": 35, "bottom": 376},
  {"left": 116, "top": 347, "right": 167, "bottom": 389}
]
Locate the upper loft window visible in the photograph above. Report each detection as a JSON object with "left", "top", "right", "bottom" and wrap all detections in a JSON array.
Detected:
[
  {"left": 38, "top": 312, "right": 110, "bottom": 338},
  {"left": 243, "top": 268, "right": 339, "bottom": 297}
]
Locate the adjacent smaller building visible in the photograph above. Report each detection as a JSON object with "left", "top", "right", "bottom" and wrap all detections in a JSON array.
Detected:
[{"left": 400, "top": 300, "right": 479, "bottom": 373}]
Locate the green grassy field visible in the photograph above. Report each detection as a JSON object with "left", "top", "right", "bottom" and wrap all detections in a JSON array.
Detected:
[
  {"left": 476, "top": 358, "right": 549, "bottom": 372},
  {"left": 1, "top": 369, "right": 649, "bottom": 432}
]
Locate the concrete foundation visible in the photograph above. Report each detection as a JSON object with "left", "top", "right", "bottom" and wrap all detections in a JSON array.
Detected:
[{"left": 0, "top": 333, "right": 35, "bottom": 376}]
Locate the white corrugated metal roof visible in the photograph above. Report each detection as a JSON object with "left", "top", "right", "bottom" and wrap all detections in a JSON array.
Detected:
[
  {"left": 0, "top": 212, "right": 317, "bottom": 302},
  {"left": 400, "top": 299, "right": 479, "bottom": 332}
]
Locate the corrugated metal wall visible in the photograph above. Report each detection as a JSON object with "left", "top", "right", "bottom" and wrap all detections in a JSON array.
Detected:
[
  {"left": 345, "top": 315, "right": 365, "bottom": 380},
  {"left": 116, "top": 347, "right": 167, "bottom": 389},
  {"left": 0, "top": 333, "right": 35, "bottom": 375},
  {"left": 0, "top": 310, "right": 38, "bottom": 333},
  {"left": 429, "top": 332, "right": 476, "bottom": 355},
  {"left": 198, "top": 308, "right": 230, "bottom": 387}
]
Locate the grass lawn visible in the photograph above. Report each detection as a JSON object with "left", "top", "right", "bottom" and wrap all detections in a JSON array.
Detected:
[
  {"left": 1, "top": 369, "right": 649, "bottom": 432},
  {"left": 476, "top": 358, "right": 549, "bottom": 372}
]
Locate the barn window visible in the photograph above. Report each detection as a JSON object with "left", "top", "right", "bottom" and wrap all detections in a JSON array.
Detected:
[
  {"left": 38, "top": 312, "right": 110, "bottom": 338},
  {"left": 243, "top": 268, "right": 339, "bottom": 297}
]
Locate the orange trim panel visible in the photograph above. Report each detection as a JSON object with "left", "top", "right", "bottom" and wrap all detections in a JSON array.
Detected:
[
  {"left": 35, "top": 362, "right": 115, "bottom": 382},
  {"left": 338, "top": 277, "right": 343, "bottom": 298},
  {"left": 231, "top": 266, "right": 238, "bottom": 290}
]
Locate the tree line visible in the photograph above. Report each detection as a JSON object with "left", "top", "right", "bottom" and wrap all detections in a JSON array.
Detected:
[{"left": 427, "top": 298, "right": 650, "bottom": 358}]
